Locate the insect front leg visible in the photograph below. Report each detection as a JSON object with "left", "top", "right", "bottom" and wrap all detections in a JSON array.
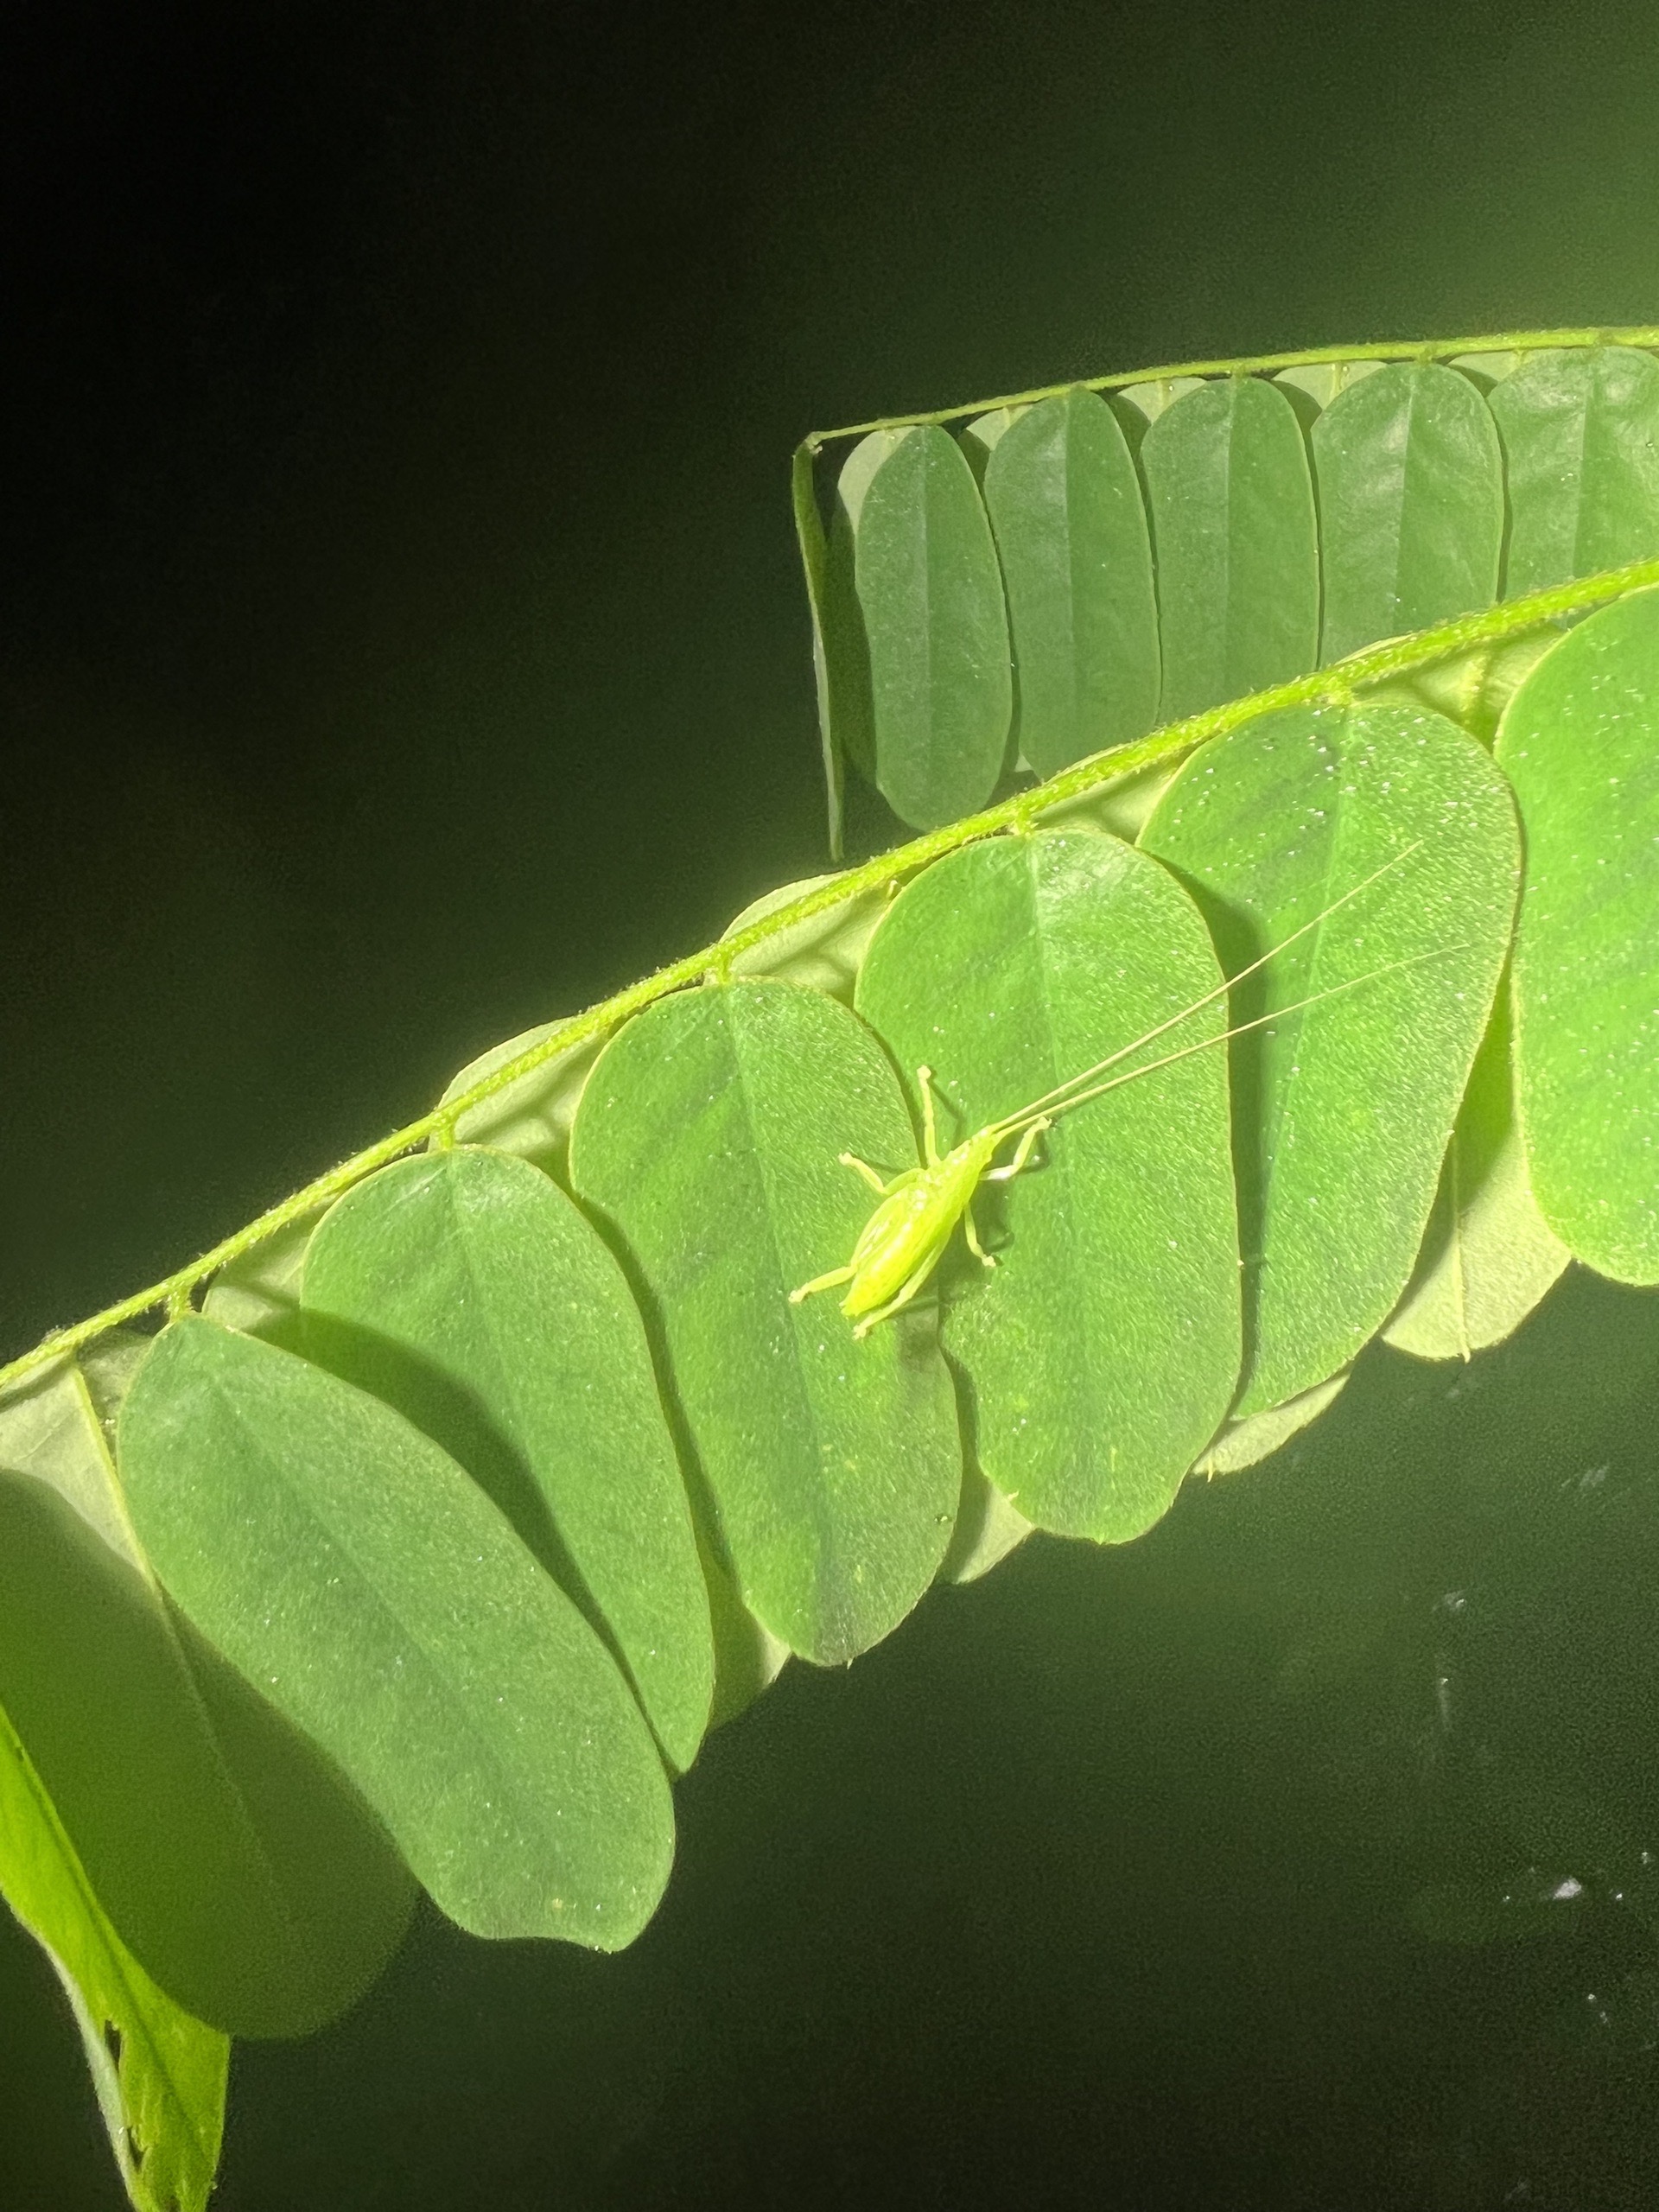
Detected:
[
  {"left": 917, "top": 1065, "right": 944, "bottom": 1167},
  {"left": 837, "top": 1151, "right": 891, "bottom": 1194},
  {"left": 984, "top": 1116, "right": 1050, "bottom": 1183}
]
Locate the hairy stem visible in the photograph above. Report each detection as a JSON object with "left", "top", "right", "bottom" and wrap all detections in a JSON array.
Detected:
[{"left": 3, "top": 550, "right": 1657, "bottom": 1399}]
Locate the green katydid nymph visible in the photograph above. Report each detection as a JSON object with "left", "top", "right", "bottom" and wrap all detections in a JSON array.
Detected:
[{"left": 791, "top": 844, "right": 1437, "bottom": 1338}]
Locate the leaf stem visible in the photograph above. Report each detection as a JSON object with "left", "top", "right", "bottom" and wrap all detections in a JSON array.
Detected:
[
  {"left": 4, "top": 552, "right": 1657, "bottom": 1400},
  {"left": 796, "top": 327, "right": 1659, "bottom": 451}
]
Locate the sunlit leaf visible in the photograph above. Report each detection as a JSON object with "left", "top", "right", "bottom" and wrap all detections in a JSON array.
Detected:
[
  {"left": 1141, "top": 699, "right": 1520, "bottom": 1414},
  {"left": 1382, "top": 982, "right": 1570, "bottom": 1361},
  {"left": 118, "top": 1317, "right": 675, "bottom": 1948},
  {"left": 1491, "top": 345, "right": 1659, "bottom": 597},
  {"left": 849, "top": 424, "right": 1012, "bottom": 828},
  {"left": 1140, "top": 374, "right": 1319, "bottom": 717},
  {"left": 1312, "top": 360, "right": 1503, "bottom": 662},
  {"left": 980, "top": 388, "right": 1160, "bottom": 775},
  {"left": 855, "top": 830, "right": 1240, "bottom": 1540},
  {"left": 1496, "top": 588, "right": 1659, "bottom": 1282},
  {"left": 0, "top": 1352, "right": 416, "bottom": 2037},
  {"left": 569, "top": 980, "right": 962, "bottom": 1662},
  {"left": 302, "top": 1147, "right": 714, "bottom": 1774},
  {"left": 0, "top": 1694, "right": 227, "bottom": 2212}
]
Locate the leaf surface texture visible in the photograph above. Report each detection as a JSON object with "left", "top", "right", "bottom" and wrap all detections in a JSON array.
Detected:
[
  {"left": 118, "top": 1318, "right": 675, "bottom": 1946},
  {"left": 569, "top": 980, "right": 962, "bottom": 1663},
  {"left": 856, "top": 830, "right": 1240, "bottom": 1536}
]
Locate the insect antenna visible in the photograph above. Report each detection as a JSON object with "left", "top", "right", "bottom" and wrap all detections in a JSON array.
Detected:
[
  {"left": 995, "top": 943, "right": 1465, "bottom": 1141},
  {"left": 984, "top": 839, "right": 1425, "bottom": 1141}
]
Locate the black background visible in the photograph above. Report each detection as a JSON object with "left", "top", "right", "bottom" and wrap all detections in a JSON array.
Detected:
[{"left": 5, "top": 3, "right": 1659, "bottom": 2205}]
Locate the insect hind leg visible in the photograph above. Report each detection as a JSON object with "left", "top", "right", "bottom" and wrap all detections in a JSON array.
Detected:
[
  {"left": 962, "top": 1203, "right": 996, "bottom": 1269},
  {"left": 849, "top": 1252, "right": 945, "bottom": 1338}
]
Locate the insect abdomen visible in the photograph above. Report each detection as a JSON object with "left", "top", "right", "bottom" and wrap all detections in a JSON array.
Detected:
[{"left": 841, "top": 1145, "right": 989, "bottom": 1317}]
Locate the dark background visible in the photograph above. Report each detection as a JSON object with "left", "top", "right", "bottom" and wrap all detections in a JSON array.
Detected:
[{"left": 5, "top": 2, "right": 1659, "bottom": 2205}]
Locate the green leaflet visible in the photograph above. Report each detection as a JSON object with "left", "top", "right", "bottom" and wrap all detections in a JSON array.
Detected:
[
  {"left": 568, "top": 979, "right": 962, "bottom": 1663},
  {"left": 846, "top": 424, "right": 1013, "bottom": 829},
  {"left": 1496, "top": 588, "right": 1659, "bottom": 1283},
  {"left": 1140, "top": 374, "right": 1319, "bottom": 719},
  {"left": 980, "top": 389, "right": 1160, "bottom": 776},
  {"left": 1382, "top": 981, "right": 1570, "bottom": 1361},
  {"left": 301, "top": 1147, "right": 715, "bottom": 1774},
  {"left": 1140, "top": 700, "right": 1520, "bottom": 1414},
  {"left": 1312, "top": 360, "right": 1504, "bottom": 663},
  {"left": 0, "top": 1349, "right": 415, "bottom": 2037},
  {"left": 795, "top": 437, "right": 851, "bottom": 855},
  {"left": 855, "top": 830, "right": 1240, "bottom": 1540},
  {"left": 118, "top": 1317, "right": 675, "bottom": 1947},
  {"left": 818, "top": 430, "right": 888, "bottom": 787},
  {"left": 1491, "top": 346, "right": 1659, "bottom": 598},
  {"left": 806, "top": 341, "right": 1659, "bottom": 843},
  {"left": 0, "top": 1696, "right": 227, "bottom": 2212},
  {"left": 202, "top": 1020, "right": 607, "bottom": 1336}
]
